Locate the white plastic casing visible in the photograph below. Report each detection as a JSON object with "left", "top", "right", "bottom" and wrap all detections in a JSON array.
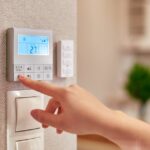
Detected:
[
  {"left": 7, "top": 90, "right": 44, "bottom": 150},
  {"left": 16, "top": 138, "right": 41, "bottom": 150},
  {"left": 57, "top": 40, "right": 74, "bottom": 78},
  {"left": 16, "top": 96, "right": 42, "bottom": 131},
  {"left": 7, "top": 28, "right": 53, "bottom": 82}
]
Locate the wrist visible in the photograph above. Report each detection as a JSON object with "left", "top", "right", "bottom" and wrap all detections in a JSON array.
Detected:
[
  {"left": 95, "top": 109, "right": 138, "bottom": 149},
  {"left": 97, "top": 110, "right": 150, "bottom": 150},
  {"left": 93, "top": 108, "right": 120, "bottom": 136}
]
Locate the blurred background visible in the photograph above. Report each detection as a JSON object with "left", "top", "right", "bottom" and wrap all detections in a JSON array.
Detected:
[{"left": 77, "top": 0, "right": 150, "bottom": 150}]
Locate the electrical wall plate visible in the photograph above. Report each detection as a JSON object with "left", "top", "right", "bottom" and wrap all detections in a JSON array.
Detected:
[
  {"left": 7, "top": 90, "right": 44, "bottom": 150},
  {"left": 57, "top": 40, "right": 74, "bottom": 78}
]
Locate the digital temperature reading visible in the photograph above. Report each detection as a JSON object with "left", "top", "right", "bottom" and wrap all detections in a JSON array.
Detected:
[{"left": 18, "top": 35, "right": 49, "bottom": 55}]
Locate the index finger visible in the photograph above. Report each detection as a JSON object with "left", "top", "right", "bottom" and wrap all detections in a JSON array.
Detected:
[{"left": 18, "top": 75, "right": 64, "bottom": 97}]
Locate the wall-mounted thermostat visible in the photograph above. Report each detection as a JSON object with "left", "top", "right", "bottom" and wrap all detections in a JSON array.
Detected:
[
  {"left": 7, "top": 28, "right": 53, "bottom": 82},
  {"left": 57, "top": 40, "right": 74, "bottom": 78}
]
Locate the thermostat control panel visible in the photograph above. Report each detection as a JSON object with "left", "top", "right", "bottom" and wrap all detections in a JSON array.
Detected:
[
  {"left": 7, "top": 28, "right": 53, "bottom": 81},
  {"left": 57, "top": 40, "right": 74, "bottom": 78}
]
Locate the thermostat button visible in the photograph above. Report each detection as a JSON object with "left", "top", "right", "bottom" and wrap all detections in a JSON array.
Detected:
[
  {"left": 15, "top": 65, "right": 24, "bottom": 72},
  {"left": 63, "top": 52, "right": 73, "bottom": 58},
  {"left": 34, "top": 65, "right": 43, "bottom": 73},
  {"left": 63, "top": 59, "right": 73, "bottom": 66},
  {"left": 14, "top": 73, "right": 24, "bottom": 81},
  {"left": 44, "top": 73, "right": 52, "bottom": 80},
  {"left": 25, "top": 65, "right": 34, "bottom": 73},
  {"left": 44, "top": 65, "right": 52, "bottom": 72},
  {"left": 34, "top": 73, "right": 43, "bottom": 80},
  {"left": 63, "top": 68, "right": 73, "bottom": 77},
  {"left": 24, "top": 73, "right": 34, "bottom": 79}
]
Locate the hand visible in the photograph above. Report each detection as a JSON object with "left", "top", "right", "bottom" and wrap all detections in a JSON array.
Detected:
[
  {"left": 18, "top": 75, "right": 115, "bottom": 135},
  {"left": 19, "top": 75, "right": 150, "bottom": 150}
]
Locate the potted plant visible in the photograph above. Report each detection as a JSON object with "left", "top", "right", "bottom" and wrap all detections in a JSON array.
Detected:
[{"left": 125, "top": 63, "right": 150, "bottom": 120}]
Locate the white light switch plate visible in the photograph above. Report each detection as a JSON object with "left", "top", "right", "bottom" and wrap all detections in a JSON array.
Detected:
[
  {"left": 7, "top": 90, "right": 44, "bottom": 150},
  {"left": 16, "top": 137, "right": 42, "bottom": 150},
  {"left": 15, "top": 96, "right": 43, "bottom": 131}
]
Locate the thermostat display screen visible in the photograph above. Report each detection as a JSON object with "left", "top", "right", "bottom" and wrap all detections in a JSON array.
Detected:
[{"left": 18, "top": 34, "right": 49, "bottom": 55}]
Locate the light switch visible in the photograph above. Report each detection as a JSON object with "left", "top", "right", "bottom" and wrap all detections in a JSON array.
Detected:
[
  {"left": 16, "top": 138, "right": 42, "bottom": 150},
  {"left": 16, "top": 96, "right": 42, "bottom": 131},
  {"left": 7, "top": 90, "right": 44, "bottom": 150}
]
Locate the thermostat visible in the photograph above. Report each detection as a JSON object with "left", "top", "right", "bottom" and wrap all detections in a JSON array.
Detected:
[{"left": 7, "top": 28, "right": 53, "bottom": 81}]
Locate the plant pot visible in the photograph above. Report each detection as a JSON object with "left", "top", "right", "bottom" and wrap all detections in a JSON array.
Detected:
[
  {"left": 139, "top": 103, "right": 147, "bottom": 121},
  {"left": 143, "top": 100, "right": 150, "bottom": 123}
]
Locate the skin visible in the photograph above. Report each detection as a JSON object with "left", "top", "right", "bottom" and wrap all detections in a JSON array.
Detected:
[{"left": 19, "top": 75, "right": 150, "bottom": 150}]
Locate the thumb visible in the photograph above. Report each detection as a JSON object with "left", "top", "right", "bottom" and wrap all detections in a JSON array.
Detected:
[{"left": 31, "top": 109, "right": 60, "bottom": 128}]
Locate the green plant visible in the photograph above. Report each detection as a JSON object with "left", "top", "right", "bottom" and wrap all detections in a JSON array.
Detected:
[
  {"left": 125, "top": 63, "right": 150, "bottom": 120},
  {"left": 125, "top": 63, "right": 150, "bottom": 105}
]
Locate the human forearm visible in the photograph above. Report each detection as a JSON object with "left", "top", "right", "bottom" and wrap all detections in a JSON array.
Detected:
[
  {"left": 95, "top": 110, "right": 150, "bottom": 150},
  {"left": 19, "top": 76, "right": 150, "bottom": 150}
]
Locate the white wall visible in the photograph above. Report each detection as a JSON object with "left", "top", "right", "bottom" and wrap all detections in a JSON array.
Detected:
[
  {"left": 0, "top": 1, "right": 77, "bottom": 150},
  {"left": 77, "top": 0, "right": 121, "bottom": 100}
]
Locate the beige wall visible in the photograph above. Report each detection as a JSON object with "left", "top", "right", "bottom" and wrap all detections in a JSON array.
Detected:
[
  {"left": 0, "top": 0, "right": 77, "bottom": 150},
  {"left": 77, "top": 0, "right": 121, "bottom": 100}
]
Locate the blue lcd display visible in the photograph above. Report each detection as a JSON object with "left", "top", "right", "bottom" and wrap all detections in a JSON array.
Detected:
[{"left": 18, "top": 34, "right": 49, "bottom": 55}]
